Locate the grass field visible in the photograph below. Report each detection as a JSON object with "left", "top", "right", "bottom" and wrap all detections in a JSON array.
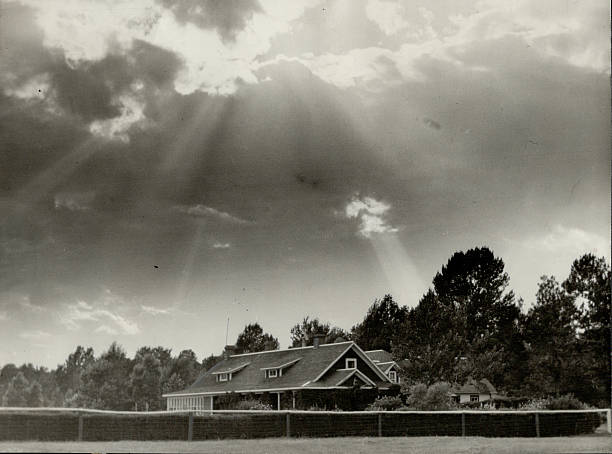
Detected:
[{"left": 0, "top": 435, "right": 610, "bottom": 453}]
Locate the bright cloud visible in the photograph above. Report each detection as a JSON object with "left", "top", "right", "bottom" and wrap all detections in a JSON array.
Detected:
[
  {"left": 23, "top": 0, "right": 322, "bottom": 96},
  {"left": 212, "top": 242, "right": 231, "bottom": 249},
  {"left": 3, "top": 73, "right": 51, "bottom": 100},
  {"left": 19, "top": 330, "right": 51, "bottom": 340},
  {"left": 524, "top": 224, "right": 610, "bottom": 258},
  {"left": 61, "top": 295, "right": 140, "bottom": 335},
  {"left": 54, "top": 192, "right": 96, "bottom": 212},
  {"left": 345, "top": 195, "right": 398, "bottom": 238},
  {"left": 141, "top": 304, "right": 171, "bottom": 316},
  {"left": 365, "top": 0, "right": 409, "bottom": 36},
  {"left": 89, "top": 95, "right": 146, "bottom": 143},
  {"left": 175, "top": 204, "right": 251, "bottom": 224},
  {"left": 274, "top": 0, "right": 609, "bottom": 91}
]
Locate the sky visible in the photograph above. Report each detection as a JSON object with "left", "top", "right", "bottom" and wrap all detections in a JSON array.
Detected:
[{"left": 0, "top": 0, "right": 610, "bottom": 369}]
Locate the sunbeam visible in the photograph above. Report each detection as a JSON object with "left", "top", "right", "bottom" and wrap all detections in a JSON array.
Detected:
[
  {"left": 367, "top": 233, "right": 427, "bottom": 306},
  {"left": 12, "top": 137, "right": 102, "bottom": 212}
]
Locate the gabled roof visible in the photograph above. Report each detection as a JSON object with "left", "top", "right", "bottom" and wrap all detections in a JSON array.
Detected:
[
  {"left": 365, "top": 349, "right": 394, "bottom": 364},
  {"left": 376, "top": 361, "right": 397, "bottom": 374},
  {"left": 452, "top": 378, "right": 498, "bottom": 395},
  {"left": 163, "top": 341, "right": 391, "bottom": 397},
  {"left": 310, "top": 368, "right": 376, "bottom": 388},
  {"left": 365, "top": 350, "right": 401, "bottom": 374},
  {"left": 211, "top": 363, "right": 250, "bottom": 375}
]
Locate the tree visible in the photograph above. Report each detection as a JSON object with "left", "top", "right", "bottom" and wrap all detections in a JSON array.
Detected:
[
  {"left": 201, "top": 354, "right": 221, "bottom": 373},
  {"left": 352, "top": 294, "right": 408, "bottom": 351},
  {"left": 161, "top": 349, "right": 202, "bottom": 396},
  {"left": 161, "top": 373, "right": 186, "bottom": 395},
  {"left": 2, "top": 372, "right": 29, "bottom": 406},
  {"left": 394, "top": 290, "right": 462, "bottom": 385},
  {"left": 135, "top": 346, "right": 172, "bottom": 369},
  {"left": 523, "top": 276, "right": 582, "bottom": 397},
  {"left": 393, "top": 247, "right": 524, "bottom": 391},
  {"left": 563, "top": 254, "right": 611, "bottom": 405},
  {"left": 55, "top": 346, "right": 94, "bottom": 395},
  {"left": 78, "top": 342, "right": 132, "bottom": 410},
  {"left": 26, "top": 380, "right": 43, "bottom": 407},
  {"left": 234, "top": 323, "right": 279, "bottom": 354},
  {"left": 290, "top": 316, "right": 349, "bottom": 347},
  {"left": 131, "top": 353, "right": 162, "bottom": 411}
]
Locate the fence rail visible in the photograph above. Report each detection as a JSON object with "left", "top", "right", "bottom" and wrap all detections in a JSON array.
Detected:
[{"left": 0, "top": 407, "right": 608, "bottom": 441}]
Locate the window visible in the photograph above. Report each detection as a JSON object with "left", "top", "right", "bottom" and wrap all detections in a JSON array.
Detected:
[
  {"left": 268, "top": 369, "right": 278, "bottom": 378},
  {"left": 346, "top": 358, "right": 357, "bottom": 369},
  {"left": 219, "top": 373, "right": 228, "bottom": 382},
  {"left": 470, "top": 394, "right": 479, "bottom": 402},
  {"left": 388, "top": 371, "right": 397, "bottom": 383}
]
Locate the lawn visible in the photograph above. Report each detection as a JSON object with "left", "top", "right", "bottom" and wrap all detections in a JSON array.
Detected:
[{"left": 0, "top": 436, "right": 610, "bottom": 453}]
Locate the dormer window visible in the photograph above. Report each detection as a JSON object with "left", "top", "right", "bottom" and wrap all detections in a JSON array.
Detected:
[
  {"left": 346, "top": 358, "right": 357, "bottom": 369},
  {"left": 261, "top": 358, "right": 300, "bottom": 379},
  {"left": 212, "top": 362, "right": 249, "bottom": 382},
  {"left": 388, "top": 370, "right": 397, "bottom": 383}
]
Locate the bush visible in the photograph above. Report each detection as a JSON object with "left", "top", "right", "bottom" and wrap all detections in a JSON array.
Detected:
[
  {"left": 545, "top": 394, "right": 588, "bottom": 410},
  {"left": 234, "top": 399, "right": 272, "bottom": 411},
  {"left": 519, "top": 394, "right": 588, "bottom": 411},
  {"left": 405, "top": 382, "right": 456, "bottom": 410},
  {"left": 518, "top": 398, "right": 548, "bottom": 410},
  {"left": 365, "top": 395, "right": 405, "bottom": 411}
]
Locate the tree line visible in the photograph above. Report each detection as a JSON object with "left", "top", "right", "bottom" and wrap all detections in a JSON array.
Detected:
[{"left": 1, "top": 247, "right": 609, "bottom": 409}]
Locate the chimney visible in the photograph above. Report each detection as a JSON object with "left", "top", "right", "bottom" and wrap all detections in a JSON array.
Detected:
[
  {"left": 223, "top": 345, "right": 236, "bottom": 360},
  {"left": 313, "top": 334, "right": 326, "bottom": 349}
]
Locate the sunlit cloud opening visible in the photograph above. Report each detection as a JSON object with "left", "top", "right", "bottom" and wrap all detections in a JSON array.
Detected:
[{"left": 345, "top": 195, "right": 399, "bottom": 238}]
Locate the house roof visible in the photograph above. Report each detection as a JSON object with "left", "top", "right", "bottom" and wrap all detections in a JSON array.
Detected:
[
  {"left": 376, "top": 361, "right": 396, "bottom": 374},
  {"left": 309, "top": 368, "right": 376, "bottom": 388},
  {"left": 365, "top": 349, "right": 394, "bottom": 364},
  {"left": 452, "top": 378, "right": 498, "bottom": 395},
  {"left": 163, "top": 341, "right": 391, "bottom": 397},
  {"left": 364, "top": 350, "right": 401, "bottom": 374}
]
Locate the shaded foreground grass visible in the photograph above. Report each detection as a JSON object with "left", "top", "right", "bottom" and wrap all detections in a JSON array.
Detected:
[{"left": 0, "top": 436, "right": 610, "bottom": 453}]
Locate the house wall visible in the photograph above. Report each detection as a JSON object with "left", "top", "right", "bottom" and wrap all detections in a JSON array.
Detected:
[
  {"left": 458, "top": 393, "right": 492, "bottom": 404},
  {"left": 322, "top": 348, "right": 384, "bottom": 384},
  {"left": 167, "top": 395, "right": 213, "bottom": 411}
]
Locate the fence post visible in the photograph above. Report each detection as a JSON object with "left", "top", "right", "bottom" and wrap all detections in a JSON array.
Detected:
[
  {"left": 378, "top": 413, "right": 382, "bottom": 437},
  {"left": 461, "top": 413, "right": 465, "bottom": 437},
  {"left": 607, "top": 409, "right": 611, "bottom": 434},
  {"left": 188, "top": 412, "right": 193, "bottom": 441},
  {"left": 77, "top": 414, "right": 83, "bottom": 441},
  {"left": 286, "top": 412, "right": 291, "bottom": 438},
  {"left": 534, "top": 413, "right": 540, "bottom": 438}
]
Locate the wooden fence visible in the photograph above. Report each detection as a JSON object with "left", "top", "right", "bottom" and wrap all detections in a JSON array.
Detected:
[{"left": 0, "top": 408, "right": 607, "bottom": 441}]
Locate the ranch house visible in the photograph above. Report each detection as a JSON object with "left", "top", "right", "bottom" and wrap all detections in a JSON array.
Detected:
[
  {"left": 450, "top": 378, "right": 507, "bottom": 406},
  {"left": 163, "top": 338, "right": 400, "bottom": 411}
]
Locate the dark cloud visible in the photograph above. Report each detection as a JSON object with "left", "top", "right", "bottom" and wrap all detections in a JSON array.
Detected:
[
  {"left": 157, "top": 0, "right": 262, "bottom": 41},
  {"left": 0, "top": 2, "right": 52, "bottom": 81}
]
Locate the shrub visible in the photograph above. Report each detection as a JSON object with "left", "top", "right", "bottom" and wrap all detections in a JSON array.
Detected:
[
  {"left": 518, "top": 398, "right": 548, "bottom": 410},
  {"left": 518, "top": 394, "right": 589, "bottom": 411},
  {"left": 405, "top": 382, "right": 456, "bottom": 410},
  {"left": 545, "top": 394, "right": 588, "bottom": 410},
  {"left": 365, "top": 395, "right": 405, "bottom": 411},
  {"left": 234, "top": 399, "right": 272, "bottom": 411}
]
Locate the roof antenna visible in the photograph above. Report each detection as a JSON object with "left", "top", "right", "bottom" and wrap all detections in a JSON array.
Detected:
[{"left": 225, "top": 317, "right": 230, "bottom": 346}]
